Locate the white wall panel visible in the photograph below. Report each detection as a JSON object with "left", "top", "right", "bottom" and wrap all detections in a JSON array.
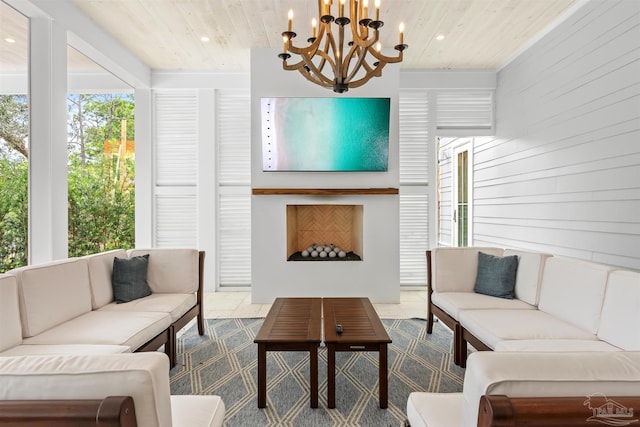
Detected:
[{"left": 478, "top": 0, "right": 640, "bottom": 269}]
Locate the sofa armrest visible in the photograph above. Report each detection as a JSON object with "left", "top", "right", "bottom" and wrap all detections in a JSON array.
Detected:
[
  {"left": 462, "top": 351, "right": 640, "bottom": 426},
  {"left": 0, "top": 395, "right": 137, "bottom": 427},
  {"left": 478, "top": 394, "right": 640, "bottom": 427}
]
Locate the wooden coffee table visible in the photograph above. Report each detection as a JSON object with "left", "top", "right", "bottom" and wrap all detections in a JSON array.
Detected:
[
  {"left": 254, "top": 297, "right": 322, "bottom": 408},
  {"left": 323, "top": 297, "right": 392, "bottom": 409}
]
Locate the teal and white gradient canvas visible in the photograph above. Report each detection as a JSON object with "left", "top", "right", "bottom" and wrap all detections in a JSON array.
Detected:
[{"left": 261, "top": 97, "right": 390, "bottom": 171}]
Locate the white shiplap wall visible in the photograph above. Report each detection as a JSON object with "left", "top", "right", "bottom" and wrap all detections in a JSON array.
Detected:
[{"left": 473, "top": 0, "right": 640, "bottom": 269}]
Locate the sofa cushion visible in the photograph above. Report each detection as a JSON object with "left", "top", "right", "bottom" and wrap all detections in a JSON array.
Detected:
[
  {"left": 22, "top": 310, "right": 172, "bottom": 351},
  {"left": 432, "top": 292, "right": 535, "bottom": 320},
  {"left": 461, "top": 351, "right": 640, "bottom": 427},
  {"left": 0, "top": 353, "right": 173, "bottom": 427},
  {"left": 504, "top": 249, "right": 552, "bottom": 306},
  {"left": 83, "top": 249, "right": 128, "bottom": 309},
  {"left": 129, "top": 249, "right": 199, "bottom": 294},
  {"left": 0, "top": 275, "right": 22, "bottom": 352},
  {"left": 598, "top": 270, "right": 640, "bottom": 350},
  {"left": 459, "top": 309, "right": 598, "bottom": 349},
  {"left": 406, "top": 392, "right": 463, "bottom": 427},
  {"left": 0, "top": 344, "right": 130, "bottom": 356},
  {"left": 494, "top": 339, "right": 621, "bottom": 352},
  {"left": 537, "top": 257, "right": 611, "bottom": 334},
  {"left": 474, "top": 252, "right": 519, "bottom": 299},
  {"left": 112, "top": 255, "right": 152, "bottom": 303},
  {"left": 431, "top": 247, "right": 503, "bottom": 293},
  {"left": 9, "top": 258, "right": 93, "bottom": 337},
  {"left": 171, "top": 395, "right": 226, "bottom": 427},
  {"left": 99, "top": 293, "right": 197, "bottom": 322}
]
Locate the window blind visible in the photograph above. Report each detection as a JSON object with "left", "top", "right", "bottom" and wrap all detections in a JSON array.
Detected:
[
  {"left": 436, "top": 91, "right": 493, "bottom": 130},
  {"left": 154, "top": 91, "right": 198, "bottom": 186},
  {"left": 216, "top": 90, "right": 251, "bottom": 287},
  {"left": 399, "top": 91, "right": 430, "bottom": 286},
  {"left": 153, "top": 91, "right": 199, "bottom": 248}
]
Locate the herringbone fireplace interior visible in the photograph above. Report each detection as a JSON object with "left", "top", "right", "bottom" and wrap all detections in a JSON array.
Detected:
[{"left": 286, "top": 204, "right": 363, "bottom": 261}]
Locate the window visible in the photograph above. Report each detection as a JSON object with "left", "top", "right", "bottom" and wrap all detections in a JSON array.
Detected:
[
  {"left": 0, "top": 2, "right": 28, "bottom": 271},
  {"left": 67, "top": 47, "right": 135, "bottom": 256}
]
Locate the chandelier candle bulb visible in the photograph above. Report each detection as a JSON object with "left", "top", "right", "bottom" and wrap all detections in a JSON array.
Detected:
[
  {"left": 339, "top": 0, "right": 345, "bottom": 17},
  {"left": 288, "top": 9, "right": 293, "bottom": 31},
  {"left": 324, "top": 0, "right": 330, "bottom": 16},
  {"left": 399, "top": 22, "right": 404, "bottom": 44},
  {"left": 283, "top": 36, "right": 288, "bottom": 53},
  {"left": 363, "top": 0, "right": 368, "bottom": 19},
  {"left": 375, "top": 0, "right": 380, "bottom": 21}
]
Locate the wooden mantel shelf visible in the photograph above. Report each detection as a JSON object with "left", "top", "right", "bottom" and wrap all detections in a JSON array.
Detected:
[{"left": 252, "top": 188, "right": 399, "bottom": 195}]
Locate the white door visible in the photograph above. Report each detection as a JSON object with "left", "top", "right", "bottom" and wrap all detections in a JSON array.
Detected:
[{"left": 452, "top": 141, "right": 473, "bottom": 247}]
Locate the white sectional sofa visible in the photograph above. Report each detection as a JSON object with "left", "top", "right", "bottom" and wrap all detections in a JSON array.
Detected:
[
  {"left": 412, "top": 246, "right": 640, "bottom": 426},
  {"left": 0, "top": 248, "right": 206, "bottom": 366},
  {"left": 0, "top": 249, "right": 223, "bottom": 426},
  {"left": 0, "top": 352, "right": 225, "bottom": 427},
  {"left": 426, "top": 247, "right": 640, "bottom": 367},
  {"left": 407, "top": 351, "right": 640, "bottom": 427}
]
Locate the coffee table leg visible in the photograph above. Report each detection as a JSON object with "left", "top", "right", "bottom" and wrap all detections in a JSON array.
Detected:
[
  {"left": 257, "top": 343, "right": 266, "bottom": 408},
  {"left": 310, "top": 344, "right": 318, "bottom": 408},
  {"left": 379, "top": 343, "right": 388, "bottom": 409},
  {"left": 327, "top": 343, "right": 336, "bottom": 408}
]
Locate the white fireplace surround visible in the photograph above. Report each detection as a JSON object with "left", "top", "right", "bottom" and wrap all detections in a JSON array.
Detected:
[{"left": 251, "top": 193, "right": 400, "bottom": 303}]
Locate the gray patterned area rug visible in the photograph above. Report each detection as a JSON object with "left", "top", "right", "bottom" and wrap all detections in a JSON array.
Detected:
[{"left": 170, "top": 318, "right": 464, "bottom": 427}]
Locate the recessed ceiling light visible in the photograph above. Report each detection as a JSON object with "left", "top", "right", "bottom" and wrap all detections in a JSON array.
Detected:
[
  {"left": 435, "top": 34, "right": 445, "bottom": 41},
  {"left": 5, "top": 37, "right": 16, "bottom": 43},
  {"left": 200, "top": 36, "right": 210, "bottom": 42}
]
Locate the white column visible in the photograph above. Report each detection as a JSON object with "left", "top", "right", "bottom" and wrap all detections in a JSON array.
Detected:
[
  {"left": 198, "top": 89, "right": 217, "bottom": 292},
  {"left": 134, "top": 88, "right": 153, "bottom": 247},
  {"left": 28, "top": 17, "right": 68, "bottom": 263}
]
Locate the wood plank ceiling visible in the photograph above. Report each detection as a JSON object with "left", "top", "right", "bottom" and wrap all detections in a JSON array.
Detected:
[{"left": 2, "top": 0, "right": 580, "bottom": 72}]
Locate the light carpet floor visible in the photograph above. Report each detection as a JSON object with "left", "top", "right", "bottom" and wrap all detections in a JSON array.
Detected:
[{"left": 170, "top": 318, "right": 464, "bottom": 427}]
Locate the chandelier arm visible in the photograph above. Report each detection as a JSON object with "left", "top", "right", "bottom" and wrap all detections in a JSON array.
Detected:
[
  {"left": 318, "top": 34, "right": 339, "bottom": 78},
  {"left": 366, "top": 44, "right": 404, "bottom": 64},
  {"left": 302, "top": 40, "right": 340, "bottom": 87},
  {"left": 298, "top": 67, "right": 332, "bottom": 89},
  {"left": 343, "top": 45, "right": 369, "bottom": 83},
  {"left": 346, "top": 61, "right": 387, "bottom": 89},
  {"left": 303, "top": 55, "right": 338, "bottom": 87}
]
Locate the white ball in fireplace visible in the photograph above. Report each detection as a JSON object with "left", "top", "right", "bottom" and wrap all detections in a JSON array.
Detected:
[
  {"left": 307, "top": 246, "right": 314, "bottom": 253},
  {"left": 324, "top": 246, "right": 332, "bottom": 253},
  {"left": 333, "top": 247, "right": 341, "bottom": 253},
  {"left": 311, "top": 250, "right": 319, "bottom": 257},
  {"left": 319, "top": 251, "right": 327, "bottom": 258},
  {"left": 329, "top": 251, "right": 337, "bottom": 258},
  {"left": 338, "top": 251, "right": 346, "bottom": 258},
  {"left": 301, "top": 250, "right": 309, "bottom": 257}
]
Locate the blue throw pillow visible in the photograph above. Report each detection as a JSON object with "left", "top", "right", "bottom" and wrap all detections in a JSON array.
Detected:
[
  {"left": 112, "top": 254, "right": 151, "bottom": 303},
  {"left": 474, "top": 252, "right": 519, "bottom": 299}
]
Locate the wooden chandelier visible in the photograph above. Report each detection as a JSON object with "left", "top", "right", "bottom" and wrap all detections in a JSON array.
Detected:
[{"left": 278, "top": 0, "right": 407, "bottom": 93}]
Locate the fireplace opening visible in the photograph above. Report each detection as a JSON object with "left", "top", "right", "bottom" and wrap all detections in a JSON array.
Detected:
[{"left": 286, "top": 204, "right": 363, "bottom": 261}]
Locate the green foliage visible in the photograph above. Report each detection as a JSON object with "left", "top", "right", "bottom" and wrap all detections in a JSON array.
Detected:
[
  {"left": 0, "top": 157, "right": 28, "bottom": 271},
  {"left": 68, "top": 155, "right": 135, "bottom": 257},
  {"left": 0, "top": 93, "right": 136, "bottom": 271}
]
